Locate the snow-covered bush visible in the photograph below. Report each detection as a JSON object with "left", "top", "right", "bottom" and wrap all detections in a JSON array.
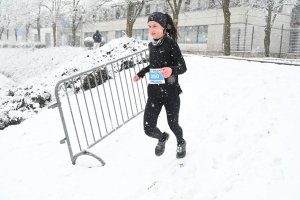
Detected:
[
  {"left": 81, "top": 68, "right": 111, "bottom": 91},
  {"left": 62, "top": 68, "right": 112, "bottom": 93},
  {"left": 34, "top": 43, "right": 46, "bottom": 49},
  {"left": 0, "top": 42, "right": 46, "bottom": 48},
  {"left": 9, "top": 42, "right": 31, "bottom": 48},
  {"left": 0, "top": 43, "right": 9, "bottom": 48},
  {"left": 0, "top": 86, "right": 51, "bottom": 130},
  {"left": 84, "top": 37, "right": 94, "bottom": 49}
]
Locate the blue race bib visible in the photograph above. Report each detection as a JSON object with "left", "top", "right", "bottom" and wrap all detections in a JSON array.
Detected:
[{"left": 149, "top": 69, "right": 165, "bottom": 84}]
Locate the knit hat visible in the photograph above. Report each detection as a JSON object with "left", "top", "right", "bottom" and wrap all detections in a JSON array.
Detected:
[{"left": 148, "top": 12, "right": 167, "bottom": 28}]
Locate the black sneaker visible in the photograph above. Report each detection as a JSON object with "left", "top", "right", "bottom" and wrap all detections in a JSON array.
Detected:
[
  {"left": 155, "top": 132, "right": 170, "bottom": 156},
  {"left": 176, "top": 140, "right": 186, "bottom": 159}
]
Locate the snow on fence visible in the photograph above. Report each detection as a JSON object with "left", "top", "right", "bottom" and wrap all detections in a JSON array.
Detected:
[{"left": 49, "top": 49, "right": 149, "bottom": 166}]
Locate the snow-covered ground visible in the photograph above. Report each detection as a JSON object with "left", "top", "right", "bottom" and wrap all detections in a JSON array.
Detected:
[{"left": 0, "top": 39, "right": 300, "bottom": 200}]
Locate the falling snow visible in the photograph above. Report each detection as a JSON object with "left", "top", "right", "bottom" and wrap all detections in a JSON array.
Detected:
[{"left": 0, "top": 40, "right": 300, "bottom": 200}]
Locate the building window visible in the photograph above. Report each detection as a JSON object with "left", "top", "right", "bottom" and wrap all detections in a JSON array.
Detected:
[
  {"left": 200, "top": 0, "right": 209, "bottom": 9},
  {"left": 132, "top": 29, "right": 148, "bottom": 40},
  {"left": 289, "top": 30, "right": 299, "bottom": 53},
  {"left": 157, "top": 2, "right": 169, "bottom": 12},
  {"left": 145, "top": 4, "right": 150, "bottom": 15},
  {"left": 103, "top": 10, "right": 108, "bottom": 21},
  {"left": 291, "top": 3, "right": 300, "bottom": 25},
  {"left": 178, "top": 25, "right": 208, "bottom": 43},
  {"left": 190, "top": 0, "right": 200, "bottom": 10},
  {"left": 98, "top": 12, "right": 103, "bottom": 21},
  {"left": 105, "top": 9, "right": 114, "bottom": 20},
  {"left": 150, "top": 4, "right": 157, "bottom": 13},
  {"left": 116, "top": 7, "right": 125, "bottom": 19},
  {"left": 84, "top": 32, "right": 94, "bottom": 38},
  {"left": 184, "top": 0, "right": 201, "bottom": 11},
  {"left": 198, "top": 26, "right": 208, "bottom": 43},
  {"left": 184, "top": 0, "right": 190, "bottom": 11},
  {"left": 100, "top": 31, "right": 108, "bottom": 42},
  {"left": 68, "top": 35, "right": 81, "bottom": 47},
  {"left": 116, "top": 9, "right": 121, "bottom": 19},
  {"left": 34, "top": 34, "right": 38, "bottom": 42},
  {"left": 209, "top": 0, "right": 216, "bottom": 8},
  {"left": 115, "top": 30, "right": 126, "bottom": 38},
  {"left": 45, "top": 33, "right": 51, "bottom": 47}
]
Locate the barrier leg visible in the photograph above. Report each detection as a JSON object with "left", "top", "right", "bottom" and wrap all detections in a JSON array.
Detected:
[{"left": 72, "top": 150, "right": 106, "bottom": 166}]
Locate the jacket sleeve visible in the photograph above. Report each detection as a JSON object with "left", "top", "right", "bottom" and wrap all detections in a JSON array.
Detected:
[
  {"left": 170, "top": 42, "right": 187, "bottom": 75},
  {"left": 137, "top": 44, "right": 151, "bottom": 78},
  {"left": 137, "top": 65, "right": 150, "bottom": 78}
]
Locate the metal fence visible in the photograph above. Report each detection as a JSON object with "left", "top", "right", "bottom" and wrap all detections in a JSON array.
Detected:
[
  {"left": 230, "top": 24, "right": 300, "bottom": 56},
  {"left": 49, "top": 49, "right": 149, "bottom": 166}
]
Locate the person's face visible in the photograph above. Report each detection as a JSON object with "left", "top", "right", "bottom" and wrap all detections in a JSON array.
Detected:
[{"left": 148, "top": 21, "right": 164, "bottom": 39}]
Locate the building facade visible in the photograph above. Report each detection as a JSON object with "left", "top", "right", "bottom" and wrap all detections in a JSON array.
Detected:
[{"left": 28, "top": 0, "right": 300, "bottom": 56}]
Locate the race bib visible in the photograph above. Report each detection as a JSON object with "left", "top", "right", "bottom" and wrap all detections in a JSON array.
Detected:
[{"left": 149, "top": 69, "right": 165, "bottom": 84}]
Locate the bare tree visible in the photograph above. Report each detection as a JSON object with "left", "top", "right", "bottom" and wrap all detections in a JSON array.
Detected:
[
  {"left": 166, "top": 0, "right": 183, "bottom": 30},
  {"left": 43, "top": 0, "right": 67, "bottom": 47},
  {"left": 0, "top": 0, "right": 13, "bottom": 41},
  {"left": 64, "top": 0, "right": 109, "bottom": 46},
  {"left": 23, "top": 2, "right": 36, "bottom": 41},
  {"left": 222, "top": 0, "right": 231, "bottom": 56},
  {"left": 263, "top": 0, "right": 297, "bottom": 56},
  {"left": 35, "top": 0, "right": 44, "bottom": 42},
  {"left": 0, "top": 0, "right": 4, "bottom": 40},
  {"left": 69, "top": 0, "right": 84, "bottom": 46},
  {"left": 0, "top": 26, "right": 3, "bottom": 40},
  {"left": 125, "top": 0, "right": 145, "bottom": 37},
  {"left": 248, "top": 0, "right": 297, "bottom": 57}
]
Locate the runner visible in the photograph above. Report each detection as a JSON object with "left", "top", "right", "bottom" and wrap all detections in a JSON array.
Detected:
[{"left": 133, "top": 12, "right": 187, "bottom": 158}]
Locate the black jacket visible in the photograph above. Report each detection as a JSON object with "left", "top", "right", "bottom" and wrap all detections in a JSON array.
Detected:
[
  {"left": 93, "top": 31, "right": 102, "bottom": 43},
  {"left": 137, "top": 35, "right": 187, "bottom": 98}
]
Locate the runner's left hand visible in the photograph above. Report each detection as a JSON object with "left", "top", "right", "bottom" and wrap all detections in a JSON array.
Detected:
[{"left": 160, "top": 67, "right": 172, "bottom": 78}]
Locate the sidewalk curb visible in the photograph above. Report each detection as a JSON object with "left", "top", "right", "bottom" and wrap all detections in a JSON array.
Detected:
[{"left": 212, "top": 56, "right": 300, "bottom": 66}]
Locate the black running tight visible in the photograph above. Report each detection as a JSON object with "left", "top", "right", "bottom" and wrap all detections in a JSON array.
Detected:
[{"left": 143, "top": 95, "right": 184, "bottom": 144}]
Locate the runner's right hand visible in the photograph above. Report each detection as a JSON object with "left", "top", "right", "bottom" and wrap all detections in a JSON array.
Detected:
[{"left": 133, "top": 74, "right": 140, "bottom": 82}]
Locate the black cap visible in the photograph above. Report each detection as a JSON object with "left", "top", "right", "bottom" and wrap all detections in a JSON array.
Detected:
[{"left": 148, "top": 12, "right": 167, "bottom": 28}]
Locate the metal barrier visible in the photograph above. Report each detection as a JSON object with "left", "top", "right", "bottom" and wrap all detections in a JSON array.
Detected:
[
  {"left": 49, "top": 49, "right": 149, "bottom": 166},
  {"left": 230, "top": 24, "right": 300, "bottom": 57}
]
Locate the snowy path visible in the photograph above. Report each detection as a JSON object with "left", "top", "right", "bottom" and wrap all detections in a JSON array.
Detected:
[{"left": 0, "top": 56, "right": 300, "bottom": 200}]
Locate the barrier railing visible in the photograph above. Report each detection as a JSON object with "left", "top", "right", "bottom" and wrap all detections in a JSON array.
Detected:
[{"left": 49, "top": 49, "right": 149, "bottom": 166}]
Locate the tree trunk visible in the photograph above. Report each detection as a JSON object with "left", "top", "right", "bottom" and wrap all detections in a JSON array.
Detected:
[
  {"left": 71, "top": 0, "right": 78, "bottom": 46},
  {"left": 173, "top": 16, "right": 179, "bottom": 31},
  {"left": 126, "top": 0, "right": 145, "bottom": 38},
  {"left": 223, "top": 0, "right": 231, "bottom": 56},
  {"left": 6, "top": 29, "right": 9, "bottom": 40},
  {"left": 167, "top": 0, "right": 183, "bottom": 42},
  {"left": 126, "top": 2, "right": 133, "bottom": 37},
  {"left": 14, "top": 28, "right": 17, "bottom": 41},
  {"left": 52, "top": 22, "right": 56, "bottom": 47},
  {"left": 0, "top": 27, "right": 3, "bottom": 40},
  {"left": 264, "top": 5, "right": 272, "bottom": 57},
  {"left": 37, "top": 4, "right": 42, "bottom": 42},
  {"left": 127, "top": 22, "right": 133, "bottom": 37},
  {"left": 25, "top": 25, "right": 30, "bottom": 41},
  {"left": 37, "top": 17, "right": 41, "bottom": 42},
  {"left": 72, "top": 22, "right": 76, "bottom": 46}
]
